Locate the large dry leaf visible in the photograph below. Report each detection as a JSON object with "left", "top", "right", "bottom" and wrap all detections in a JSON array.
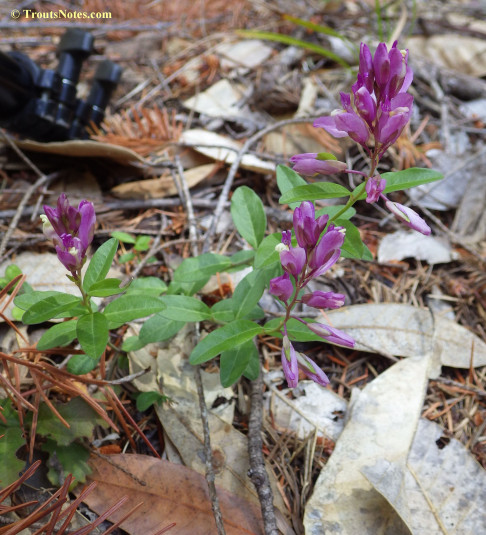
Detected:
[
  {"left": 111, "top": 163, "right": 218, "bottom": 199},
  {"left": 128, "top": 328, "right": 290, "bottom": 527},
  {"left": 377, "top": 231, "right": 452, "bottom": 264},
  {"left": 13, "top": 139, "right": 147, "bottom": 164},
  {"left": 407, "top": 35, "right": 486, "bottom": 77},
  {"left": 180, "top": 129, "right": 275, "bottom": 173},
  {"left": 304, "top": 355, "right": 432, "bottom": 534},
  {"left": 80, "top": 454, "right": 263, "bottom": 535},
  {"left": 327, "top": 304, "right": 486, "bottom": 368},
  {"left": 363, "top": 419, "right": 486, "bottom": 535}
]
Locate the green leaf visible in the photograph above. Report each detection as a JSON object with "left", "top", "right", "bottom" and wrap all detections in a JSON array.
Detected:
[
  {"left": 77, "top": 312, "right": 109, "bottom": 360},
  {"left": 232, "top": 270, "right": 265, "bottom": 319},
  {"left": 36, "top": 397, "right": 106, "bottom": 446},
  {"left": 111, "top": 231, "right": 136, "bottom": 244},
  {"left": 361, "top": 245, "right": 373, "bottom": 261},
  {"left": 228, "top": 249, "right": 255, "bottom": 270},
  {"left": 134, "top": 235, "right": 151, "bottom": 251},
  {"left": 121, "top": 335, "right": 146, "bottom": 352},
  {"left": 167, "top": 279, "right": 208, "bottom": 297},
  {"left": 119, "top": 252, "right": 136, "bottom": 263},
  {"left": 381, "top": 167, "right": 443, "bottom": 193},
  {"left": 15, "top": 290, "right": 66, "bottom": 311},
  {"left": 236, "top": 29, "right": 350, "bottom": 68},
  {"left": 280, "top": 183, "right": 351, "bottom": 204},
  {"left": 337, "top": 219, "right": 364, "bottom": 259},
  {"left": 230, "top": 186, "right": 267, "bottom": 249},
  {"left": 37, "top": 320, "right": 78, "bottom": 350},
  {"left": 87, "top": 278, "right": 125, "bottom": 297},
  {"left": 220, "top": 341, "right": 257, "bottom": 387},
  {"left": 211, "top": 300, "right": 236, "bottom": 323},
  {"left": 276, "top": 165, "right": 308, "bottom": 209},
  {"left": 139, "top": 314, "right": 186, "bottom": 344},
  {"left": 83, "top": 238, "right": 118, "bottom": 292},
  {"left": 189, "top": 320, "right": 263, "bottom": 365},
  {"left": 315, "top": 204, "right": 356, "bottom": 220},
  {"left": 103, "top": 295, "right": 165, "bottom": 325},
  {"left": 243, "top": 348, "right": 260, "bottom": 380},
  {"left": 22, "top": 294, "right": 82, "bottom": 324},
  {"left": 126, "top": 276, "right": 167, "bottom": 296},
  {"left": 254, "top": 232, "right": 281, "bottom": 269},
  {"left": 67, "top": 354, "right": 98, "bottom": 375},
  {"left": 159, "top": 295, "right": 212, "bottom": 322},
  {"left": 42, "top": 439, "right": 91, "bottom": 487},
  {"left": 0, "top": 401, "right": 25, "bottom": 486},
  {"left": 173, "top": 253, "right": 232, "bottom": 283},
  {"left": 264, "top": 317, "right": 325, "bottom": 342},
  {"left": 5, "top": 264, "right": 22, "bottom": 280},
  {"left": 135, "top": 391, "right": 167, "bottom": 411}
]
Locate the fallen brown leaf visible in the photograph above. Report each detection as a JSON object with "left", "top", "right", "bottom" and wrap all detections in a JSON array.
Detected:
[{"left": 79, "top": 454, "right": 263, "bottom": 535}]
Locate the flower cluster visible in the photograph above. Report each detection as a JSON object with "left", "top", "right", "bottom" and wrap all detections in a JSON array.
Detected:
[
  {"left": 41, "top": 193, "right": 96, "bottom": 275},
  {"left": 316, "top": 41, "right": 413, "bottom": 157},
  {"left": 289, "top": 41, "right": 431, "bottom": 236},
  {"left": 269, "top": 201, "right": 355, "bottom": 388}
]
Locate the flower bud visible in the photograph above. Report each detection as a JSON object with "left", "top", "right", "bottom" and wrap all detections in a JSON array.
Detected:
[
  {"left": 301, "top": 291, "right": 345, "bottom": 309},
  {"left": 269, "top": 273, "right": 294, "bottom": 302},
  {"left": 282, "top": 336, "right": 299, "bottom": 388},
  {"left": 384, "top": 199, "right": 431, "bottom": 235},
  {"left": 305, "top": 322, "right": 355, "bottom": 348}
]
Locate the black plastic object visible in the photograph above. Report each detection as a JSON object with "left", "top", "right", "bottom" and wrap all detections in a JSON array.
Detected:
[{"left": 0, "top": 29, "right": 122, "bottom": 141}]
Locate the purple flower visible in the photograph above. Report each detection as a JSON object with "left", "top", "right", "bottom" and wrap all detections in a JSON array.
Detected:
[
  {"left": 296, "top": 352, "right": 330, "bottom": 387},
  {"left": 301, "top": 291, "right": 345, "bottom": 309},
  {"left": 375, "top": 93, "right": 413, "bottom": 150},
  {"left": 42, "top": 194, "right": 96, "bottom": 274},
  {"left": 384, "top": 199, "right": 431, "bottom": 235},
  {"left": 308, "top": 228, "right": 345, "bottom": 277},
  {"left": 282, "top": 336, "right": 299, "bottom": 388},
  {"left": 269, "top": 273, "right": 294, "bottom": 302},
  {"left": 354, "top": 86, "right": 377, "bottom": 125},
  {"left": 366, "top": 175, "right": 386, "bottom": 203},
  {"left": 306, "top": 322, "right": 355, "bottom": 348},
  {"left": 289, "top": 153, "right": 347, "bottom": 176},
  {"left": 55, "top": 234, "right": 85, "bottom": 273},
  {"left": 280, "top": 246, "right": 306, "bottom": 277},
  {"left": 293, "top": 201, "right": 329, "bottom": 249}
]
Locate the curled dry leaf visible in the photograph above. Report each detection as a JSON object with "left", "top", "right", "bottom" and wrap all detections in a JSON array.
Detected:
[
  {"left": 79, "top": 453, "right": 263, "bottom": 535},
  {"left": 327, "top": 304, "right": 486, "bottom": 368},
  {"left": 363, "top": 418, "right": 486, "bottom": 535},
  {"left": 180, "top": 129, "right": 275, "bottom": 174},
  {"left": 304, "top": 355, "right": 432, "bottom": 534},
  {"left": 13, "top": 139, "right": 148, "bottom": 164}
]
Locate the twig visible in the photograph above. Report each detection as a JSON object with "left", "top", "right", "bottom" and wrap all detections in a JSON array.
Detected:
[
  {"left": 201, "top": 116, "right": 320, "bottom": 252},
  {"left": 0, "top": 130, "right": 60, "bottom": 259},
  {"left": 248, "top": 358, "right": 279, "bottom": 535},
  {"left": 177, "top": 159, "right": 226, "bottom": 535}
]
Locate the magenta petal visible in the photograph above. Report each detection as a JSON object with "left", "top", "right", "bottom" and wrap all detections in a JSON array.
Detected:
[
  {"left": 373, "top": 42, "right": 390, "bottom": 88},
  {"left": 306, "top": 322, "right": 355, "bottom": 348},
  {"left": 385, "top": 200, "right": 431, "bottom": 235},
  {"left": 313, "top": 116, "right": 349, "bottom": 138},
  {"left": 301, "top": 291, "right": 345, "bottom": 309},
  {"left": 334, "top": 112, "right": 370, "bottom": 145},
  {"left": 309, "top": 229, "right": 345, "bottom": 270},
  {"left": 269, "top": 273, "right": 294, "bottom": 302},
  {"left": 296, "top": 353, "right": 330, "bottom": 386},
  {"left": 282, "top": 336, "right": 299, "bottom": 388},
  {"left": 280, "top": 247, "right": 306, "bottom": 277}
]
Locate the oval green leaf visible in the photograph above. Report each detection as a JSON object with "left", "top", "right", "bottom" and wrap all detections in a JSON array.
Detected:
[
  {"left": 220, "top": 341, "right": 257, "bottom": 387},
  {"left": 76, "top": 312, "right": 109, "bottom": 360},
  {"left": 231, "top": 186, "right": 267, "bottom": 249},
  {"left": 159, "top": 295, "right": 212, "bottom": 322},
  {"left": 103, "top": 295, "right": 165, "bottom": 324},
  {"left": 280, "top": 183, "right": 351, "bottom": 204},
  {"left": 37, "top": 320, "right": 78, "bottom": 350},
  {"left": 189, "top": 320, "right": 263, "bottom": 365},
  {"left": 232, "top": 270, "right": 266, "bottom": 319},
  {"left": 173, "top": 253, "right": 232, "bottom": 283},
  {"left": 83, "top": 238, "right": 118, "bottom": 292},
  {"left": 139, "top": 314, "right": 186, "bottom": 344},
  {"left": 22, "top": 294, "right": 82, "bottom": 324}
]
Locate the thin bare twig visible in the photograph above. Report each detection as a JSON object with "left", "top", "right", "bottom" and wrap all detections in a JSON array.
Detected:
[
  {"left": 202, "top": 116, "right": 319, "bottom": 252},
  {"left": 0, "top": 130, "right": 61, "bottom": 259},
  {"left": 248, "top": 359, "right": 279, "bottom": 535},
  {"left": 176, "top": 158, "right": 226, "bottom": 535}
]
